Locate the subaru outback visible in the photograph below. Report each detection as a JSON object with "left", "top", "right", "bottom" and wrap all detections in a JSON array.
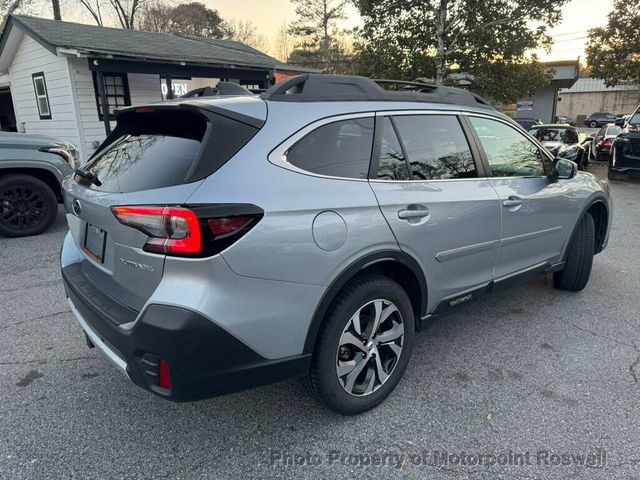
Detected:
[{"left": 60, "top": 75, "right": 612, "bottom": 415}]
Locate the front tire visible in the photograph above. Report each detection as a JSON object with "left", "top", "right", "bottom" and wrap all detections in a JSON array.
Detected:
[
  {"left": 309, "top": 274, "right": 415, "bottom": 415},
  {"left": 553, "top": 213, "right": 595, "bottom": 291},
  {"left": 0, "top": 174, "right": 58, "bottom": 237},
  {"left": 589, "top": 121, "right": 598, "bottom": 128}
]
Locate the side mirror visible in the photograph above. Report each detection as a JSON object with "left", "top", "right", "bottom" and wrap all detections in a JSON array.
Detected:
[{"left": 552, "top": 158, "right": 577, "bottom": 180}]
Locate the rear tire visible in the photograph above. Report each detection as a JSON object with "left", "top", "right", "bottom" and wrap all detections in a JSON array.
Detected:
[
  {"left": 0, "top": 174, "right": 58, "bottom": 237},
  {"left": 553, "top": 213, "right": 595, "bottom": 291},
  {"left": 589, "top": 121, "right": 598, "bottom": 128},
  {"left": 309, "top": 274, "right": 415, "bottom": 415}
]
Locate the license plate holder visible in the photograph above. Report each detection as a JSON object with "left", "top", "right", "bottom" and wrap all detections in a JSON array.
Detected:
[{"left": 84, "top": 224, "right": 106, "bottom": 263}]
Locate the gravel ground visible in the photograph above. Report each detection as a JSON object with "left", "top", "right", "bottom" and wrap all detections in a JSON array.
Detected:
[{"left": 1, "top": 164, "right": 639, "bottom": 480}]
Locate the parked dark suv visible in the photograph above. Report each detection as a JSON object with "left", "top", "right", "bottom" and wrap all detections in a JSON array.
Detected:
[
  {"left": 610, "top": 105, "right": 640, "bottom": 180},
  {"left": 584, "top": 112, "right": 616, "bottom": 128},
  {"left": 0, "top": 132, "right": 76, "bottom": 237}
]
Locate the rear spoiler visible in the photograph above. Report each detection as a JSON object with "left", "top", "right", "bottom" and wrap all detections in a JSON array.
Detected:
[
  {"left": 115, "top": 101, "right": 265, "bottom": 129},
  {"left": 91, "top": 101, "right": 265, "bottom": 161}
]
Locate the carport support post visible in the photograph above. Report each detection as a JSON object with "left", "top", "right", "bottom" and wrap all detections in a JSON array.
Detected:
[
  {"left": 165, "top": 75, "right": 174, "bottom": 100},
  {"left": 96, "top": 71, "right": 112, "bottom": 135}
]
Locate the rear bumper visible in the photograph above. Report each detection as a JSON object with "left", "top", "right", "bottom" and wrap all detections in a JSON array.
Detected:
[{"left": 62, "top": 262, "right": 311, "bottom": 402}]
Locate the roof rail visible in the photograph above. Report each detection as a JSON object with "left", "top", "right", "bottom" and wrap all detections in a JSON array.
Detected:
[
  {"left": 261, "top": 74, "right": 493, "bottom": 110},
  {"left": 373, "top": 79, "right": 438, "bottom": 92}
]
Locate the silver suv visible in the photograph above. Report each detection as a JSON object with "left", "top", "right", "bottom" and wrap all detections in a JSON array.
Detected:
[{"left": 60, "top": 75, "right": 612, "bottom": 415}]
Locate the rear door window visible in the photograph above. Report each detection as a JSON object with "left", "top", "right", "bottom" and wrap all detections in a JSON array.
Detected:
[
  {"left": 286, "top": 118, "right": 374, "bottom": 179},
  {"left": 374, "top": 117, "right": 410, "bottom": 181},
  {"left": 391, "top": 115, "right": 477, "bottom": 180}
]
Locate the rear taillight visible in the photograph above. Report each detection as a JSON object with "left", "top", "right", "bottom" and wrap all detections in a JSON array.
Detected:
[
  {"left": 601, "top": 138, "right": 613, "bottom": 149},
  {"left": 112, "top": 206, "right": 202, "bottom": 255},
  {"left": 111, "top": 204, "right": 262, "bottom": 257}
]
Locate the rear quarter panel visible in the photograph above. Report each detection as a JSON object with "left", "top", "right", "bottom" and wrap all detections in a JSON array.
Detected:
[{"left": 185, "top": 112, "right": 400, "bottom": 288}]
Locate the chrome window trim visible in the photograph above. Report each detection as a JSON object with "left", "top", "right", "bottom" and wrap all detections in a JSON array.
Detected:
[
  {"left": 268, "top": 108, "right": 554, "bottom": 183},
  {"left": 267, "top": 112, "right": 376, "bottom": 183}
]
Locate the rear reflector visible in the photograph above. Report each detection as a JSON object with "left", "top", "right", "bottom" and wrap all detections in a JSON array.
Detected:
[
  {"left": 208, "top": 217, "right": 252, "bottom": 239},
  {"left": 158, "top": 358, "right": 172, "bottom": 390}
]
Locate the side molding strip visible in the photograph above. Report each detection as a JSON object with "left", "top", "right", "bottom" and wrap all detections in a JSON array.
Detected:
[
  {"left": 501, "top": 226, "right": 562, "bottom": 247},
  {"left": 435, "top": 239, "right": 500, "bottom": 263}
]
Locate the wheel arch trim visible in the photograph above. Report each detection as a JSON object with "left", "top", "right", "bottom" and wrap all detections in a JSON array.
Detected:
[
  {"left": 562, "top": 194, "right": 610, "bottom": 259},
  {"left": 303, "top": 249, "right": 428, "bottom": 354}
]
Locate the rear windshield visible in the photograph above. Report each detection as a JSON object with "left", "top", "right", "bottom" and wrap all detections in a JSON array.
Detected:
[{"left": 76, "top": 108, "right": 258, "bottom": 193}]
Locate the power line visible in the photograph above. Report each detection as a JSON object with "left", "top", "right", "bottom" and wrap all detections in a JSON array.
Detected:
[
  {"left": 553, "top": 36, "right": 588, "bottom": 43},
  {"left": 550, "top": 30, "right": 589, "bottom": 38}
]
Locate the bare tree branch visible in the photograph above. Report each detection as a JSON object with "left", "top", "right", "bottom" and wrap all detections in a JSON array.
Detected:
[{"left": 1, "top": 0, "right": 22, "bottom": 30}]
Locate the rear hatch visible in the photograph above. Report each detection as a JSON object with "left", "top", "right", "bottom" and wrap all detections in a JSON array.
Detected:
[{"left": 63, "top": 102, "right": 264, "bottom": 312}]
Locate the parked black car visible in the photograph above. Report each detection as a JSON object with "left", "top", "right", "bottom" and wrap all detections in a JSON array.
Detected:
[
  {"left": 584, "top": 112, "right": 616, "bottom": 128},
  {"left": 528, "top": 124, "right": 587, "bottom": 170},
  {"left": 515, "top": 117, "right": 541, "bottom": 130},
  {"left": 610, "top": 106, "right": 640, "bottom": 180},
  {"left": 615, "top": 114, "right": 631, "bottom": 126}
]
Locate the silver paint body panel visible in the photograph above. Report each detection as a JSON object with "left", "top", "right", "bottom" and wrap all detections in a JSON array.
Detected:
[{"left": 61, "top": 96, "right": 612, "bottom": 360}]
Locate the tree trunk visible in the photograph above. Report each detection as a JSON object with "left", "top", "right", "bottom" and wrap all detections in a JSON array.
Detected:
[
  {"left": 435, "top": 0, "right": 447, "bottom": 85},
  {"left": 52, "top": 0, "right": 61, "bottom": 20},
  {"left": 323, "top": 0, "right": 330, "bottom": 71}
]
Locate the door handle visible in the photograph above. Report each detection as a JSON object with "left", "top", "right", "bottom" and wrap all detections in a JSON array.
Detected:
[
  {"left": 502, "top": 196, "right": 522, "bottom": 208},
  {"left": 398, "top": 207, "right": 430, "bottom": 220}
]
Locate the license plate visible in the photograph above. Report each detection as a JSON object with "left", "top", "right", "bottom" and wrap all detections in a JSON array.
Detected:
[{"left": 84, "top": 224, "right": 106, "bottom": 263}]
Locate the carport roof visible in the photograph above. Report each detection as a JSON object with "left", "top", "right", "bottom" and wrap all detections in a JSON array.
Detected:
[{"left": 0, "top": 15, "right": 312, "bottom": 72}]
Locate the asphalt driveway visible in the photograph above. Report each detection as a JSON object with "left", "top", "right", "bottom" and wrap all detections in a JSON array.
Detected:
[{"left": 1, "top": 164, "right": 639, "bottom": 479}]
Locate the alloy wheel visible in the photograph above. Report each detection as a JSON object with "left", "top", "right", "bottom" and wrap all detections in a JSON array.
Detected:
[
  {"left": 336, "top": 299, "right": 405, "bottom": 396},
  {"left": 0, "top": 186, "right": 47, "bottom": 231}
]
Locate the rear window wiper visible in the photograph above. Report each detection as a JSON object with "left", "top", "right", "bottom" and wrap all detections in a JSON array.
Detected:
[{"left": 75, "top": 169, "right": 102, "bottom": 187}]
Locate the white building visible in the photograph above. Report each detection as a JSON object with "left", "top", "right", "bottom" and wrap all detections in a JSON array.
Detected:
[{"left": 0, "top": 15, "right": 306, "bottom": 161}]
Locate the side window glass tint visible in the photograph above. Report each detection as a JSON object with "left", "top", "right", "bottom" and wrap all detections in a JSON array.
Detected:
[
  {"left": 375, "top": 118, "right": 410, "bottom": 180},
  {"left": 470, "top": 117, "right": 546, "bottom": 178},
  {"left": 392, "top": 115, "right": 476, "bottom": 180},
  {"left": 287, "top": 118, "right": 374, "bottom": 179}
]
